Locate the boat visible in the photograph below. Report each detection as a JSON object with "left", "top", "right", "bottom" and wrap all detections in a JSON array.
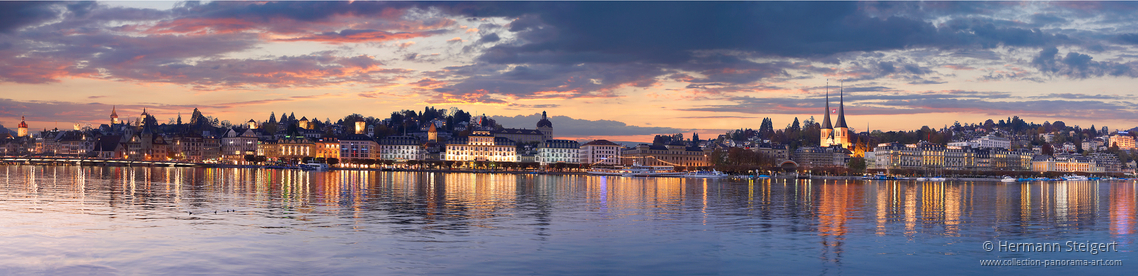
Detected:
[
  {"left": 864, "top": 172, "right": 888, "bottom": 180},
  {"left": 1063, "top": 174, "right": 1089, "bottom": 181},
  {"left": 630, "top": 164, "right": 682, "bottom": 177},
  {"left": 683, "top": 170, "right": 728, "bottom": 178},
  {"left": 755, "top": 174, "right": 771, "bottom": 179},
  {"left": 587, "top": 162, "right": 682, "bottom": 177},
  {"left": 930, "top": 177, "right": 946, "bottom": 181},
  {"left": 1000, "top": 176, "right": 1016, "bottom": 183},
  {"left": 300, "top": 163, "right": 330, "bottom": 171},
  {"left": 587, "top": 166, "right": 627, "bottom": 176},
  {"left": 916, "top": 177, "right": 928, "bottom": 181}
]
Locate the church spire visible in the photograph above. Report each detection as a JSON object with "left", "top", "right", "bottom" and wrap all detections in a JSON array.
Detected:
[
  {"left": 835, "top": 82, "right": 848, "bottom": 129},
  {"left": 821, "top": 81, "right": 832, "bottom": 130}
]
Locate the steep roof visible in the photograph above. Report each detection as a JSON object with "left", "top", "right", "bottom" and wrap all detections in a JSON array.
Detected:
[
  {"left": 835, "top": 87, "right": 848, "bottom": 128},
  {"left": 821, "top": 89, "right": 832, "bottom": 130}
]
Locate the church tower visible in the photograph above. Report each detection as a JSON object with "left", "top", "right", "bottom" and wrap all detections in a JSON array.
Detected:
[
  {"left": 110, "top": 106, "right": 120, "bottom": 125},
  {"left": 834, "top": 86, "right": 851, "bottom": 149},
  {"left": 536, "top": 111, "right": 553, "bottom": 141},
  {"left": 17, "top": 116, "right": 28, "bottom": 137},
  {"left": 428, "top": 123, "right": 438, "bottom": 142},
  {"left": 819, "top": 85, "right": 834, "bottom": 147}
]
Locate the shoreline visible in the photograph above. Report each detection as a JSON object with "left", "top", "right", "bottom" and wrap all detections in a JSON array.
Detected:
[{"left": 3, "top": 162, "right": 1131, "bottom": 181}]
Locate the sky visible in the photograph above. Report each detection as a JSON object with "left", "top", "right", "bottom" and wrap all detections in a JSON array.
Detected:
[{"left": 2, "top": 1, "right": 1137, "bottom": 142}]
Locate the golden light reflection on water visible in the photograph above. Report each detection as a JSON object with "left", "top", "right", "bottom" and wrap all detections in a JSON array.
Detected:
[{"left": 0, "top": 165, "right": 1134, "bottom": 246}]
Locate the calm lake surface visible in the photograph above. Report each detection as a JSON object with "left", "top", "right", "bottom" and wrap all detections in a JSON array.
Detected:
[{"left": 0, "top": 165, "right": 1135, "bottom": 275}]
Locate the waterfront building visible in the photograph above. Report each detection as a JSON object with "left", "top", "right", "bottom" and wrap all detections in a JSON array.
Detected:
[
  {"left": 579, "top": 140, "right": 622, "bottom": 165},
  {"left": 55, "top": 131, "right": 91, "bottom": 156},
  {"left": 872, "top": 141, "right": 1028, "bottom": 171},
  {"left": 314, "top": 137, "right": 340, "bottom": 159},
  {"left": 1109, "top": 135, "right": 1135, "bottom": 150},
  {"left": 622, "top": 143, "right": 711, "bottom": 167},
  {"left": 123, "top": 132, "right": 168, "bottom": 161},
  {"left": 170, "top": 134, "right": 204, "bottom": 162},
  {"left": 91, "top": 135, "right": 123, "bottom": 159},
  {"left": 339, "top": 134, "right": 377, "bottom": 162},
  {"left": 756, "top": 143, "right": 792, "bottom": 164},
  {"left": 277, "top": 137, "right": 314, "bottom": 162},
  {"left": 537, "top": 139, "right": 580, "bottom": 165},
  {"left": 256, "top": 140, "right": 279, "bottom": 160},
  {"left": 202, "top": 133, "right": 221, "bottom": 162},
  {"left": 794, "top": 146, "right": 851, "bottom": 168},
  {"left": 1032, "top": 154, "right": 1107, "bottom": 173},
  {"left": 444, "top": 130, "right": 517, "bottom": 162},
  {"left": 378, "top": 136, "right": 424, "bottom": 161},
  {"left": 221, "top": 128, "right": 258, "bottom": 161}
]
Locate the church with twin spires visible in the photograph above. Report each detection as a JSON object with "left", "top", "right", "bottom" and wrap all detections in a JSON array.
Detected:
[{"left": 819, "top": 85, "right": 851, "bottom": 149}]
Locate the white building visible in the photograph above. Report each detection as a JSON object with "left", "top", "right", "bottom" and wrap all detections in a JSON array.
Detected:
[
  {"left": 579, "top": 140, "right": 622, "bottom": 165},
  {"left": 537, "top": 139, "right": 580, "bottom": 165},
  {"left": 379, "top": 136, "right": 424, "bottom": 161},
  {"left": 947, "top": 134, "right": 1010, "bottom": 150},
  {"left": 444, "top": 130, "right": 517, "bottom": 162}
]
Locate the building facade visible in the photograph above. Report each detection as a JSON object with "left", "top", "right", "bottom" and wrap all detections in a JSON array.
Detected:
[
  {"left": 339, "top": 134, "right": 377, "bottom": 161},
  {"left": 537, "top": 139, "right": 580, "bottom": 165},
  {"left": 579, "top": 140, "right": 622, "bottom": 165},
  {"left": 622, "top": 144, "right": 711, "bottom": 167},
  {"left": 444, "top": 130, "right": 517, "bottom": 162},
  {"left": 1109, "top": 135, "right": 1135, "bottom": 150},
  {"left": 379, "top": 136, "right": 425, "bottom": 161}
]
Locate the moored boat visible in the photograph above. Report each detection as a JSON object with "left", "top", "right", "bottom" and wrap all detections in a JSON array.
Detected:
[
  {"left": 300, "top": 163, "right": 330, "bottom": 171},
  {"left": 683, "top": 170, "right": 728, "bottom": 178}
]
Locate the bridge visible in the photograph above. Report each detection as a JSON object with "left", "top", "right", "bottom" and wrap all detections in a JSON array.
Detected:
[{"left": 0, "top": 157, "right": 200, "bottom": 167}]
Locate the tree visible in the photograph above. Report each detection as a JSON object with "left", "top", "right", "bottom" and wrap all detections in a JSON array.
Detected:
[
  {"left": 847, "top": 157, "right": 867, "bottom": 174},
  {"left": 327, "top": 158, "right": 339, "bottom": 166},
  {"left": 983, "top": 119, "right": 995, "bottom": 131},
  {"left": 1042, "top": 143, "right": 1054, "bottom": 156}
]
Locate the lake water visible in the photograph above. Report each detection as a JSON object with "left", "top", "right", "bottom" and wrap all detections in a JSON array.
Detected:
[{"left": 0, "top": 165, "right": 1134, "bottom": 275}]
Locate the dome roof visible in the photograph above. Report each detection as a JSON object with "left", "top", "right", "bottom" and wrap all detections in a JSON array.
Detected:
[{"left": 536, "top": 111, "right": 552, "bottom": 128}]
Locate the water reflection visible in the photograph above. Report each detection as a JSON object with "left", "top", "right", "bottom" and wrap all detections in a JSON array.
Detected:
[{"left": 0, "top": 165, "right": 1135, "bottom": 274}]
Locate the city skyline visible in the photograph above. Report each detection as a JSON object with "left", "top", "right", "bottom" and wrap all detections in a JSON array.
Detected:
[{"left": 3, "top": 1, "right": 1138, "bottom": 142}]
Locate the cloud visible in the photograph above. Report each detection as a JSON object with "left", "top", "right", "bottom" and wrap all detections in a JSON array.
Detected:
[
  {"left": 1031, "top": 47, "right": 1138, "bottom": 79},
  {"left": 276, "top": 29, "right": 445, "bottom": 44},
  {"left": 491, "top": 113, "right": 690, "bottom": 138},
  {"left": 0, "top": 2, "right": 60, "bottom": 33},
  {"left": 678, "top": 90, "right": 1138, "bottom": 121}
]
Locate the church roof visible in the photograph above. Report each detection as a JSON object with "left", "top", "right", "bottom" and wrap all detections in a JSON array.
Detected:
[
  {"left": 821, "top": 89, "right": 832, "bottom": 130},
  {"left": 536, "top": 111, "right": 552, "bottom": 128},
  {"left": 110, "top": 106, "right": 118, "bottom": 118},
  {"left": 18, "top": 116, "right": 27, "bottom": 128},
  {"left": 835, "top": 88, "right": 848, "bottom": 128}
]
